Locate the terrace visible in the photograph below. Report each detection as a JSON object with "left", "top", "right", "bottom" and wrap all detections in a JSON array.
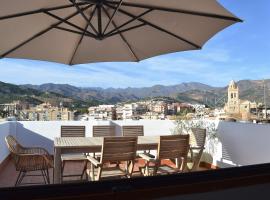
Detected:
[{"left": 0, "top": 119, "right": 270, "bottom": 199}]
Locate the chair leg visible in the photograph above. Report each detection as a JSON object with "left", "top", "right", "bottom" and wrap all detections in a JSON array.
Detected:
[
  {"left": 80, "top": 160, "right": 88, "bottom": 180},
  {"left": 125, "top": 161, "right": 129, "bottom": 173},
  {"left": 40, "top": 169, "right": 47, "bottom": 184},
  {"left": 191, "top": 151, "right": 203, "bottom": 171},
  {"left": 145, "top": 161, "right": 150, "bottom": 176},
  {"left": 17, "top": 171, "right": 26, "bottom": 186},
  {"left": 45, "top": 168, "right": 50, "bottom": 184},
  {"left": 90, "top": 163, "right": 95, "bottom": 181},
  {"left": 153, "top": 161, "right": 160, "bottom": 176},
  {"left": 127, "top": 161, "right": 134, "bottom": 177},
  {"left": 61, "top": 161, "right": 65, "bottom": 182},
  {"left": 15, "top": 171, "right": 22, "bottom": 187},
  {"left": 96, "top": 166, "right": 102, "bottom": 181}
]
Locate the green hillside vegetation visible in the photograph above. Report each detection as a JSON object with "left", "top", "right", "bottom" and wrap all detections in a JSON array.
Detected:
[
  {"left": 0, "top": 81, "right": 101, "bottom": 112},
  {"left": 0, "top": 79, "right": 269, "bottom": 111}
]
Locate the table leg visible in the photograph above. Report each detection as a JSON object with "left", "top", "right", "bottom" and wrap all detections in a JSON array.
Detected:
[
  {"left": 175, "top": 158, "right": 179, "bottom": 168},
  {"left": 54, "top": 147, "right": 61, "bottom": 184}
]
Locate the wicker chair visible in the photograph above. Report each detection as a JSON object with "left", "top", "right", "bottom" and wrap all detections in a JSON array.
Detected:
[
  {"left": 60, "top": 126, "right": 88, "bottom": 182},
  {"left": 187, "top": 128, "right": 206, "bottom": 171},
  {"left": 87, "top": 137, "right": 138, "bottom": 181},
  {"left": 139, "top": 135, "right": 190, "bottom": 176},
  {"left": 5, "top": 135, "right": 53, "bottom": 186}
]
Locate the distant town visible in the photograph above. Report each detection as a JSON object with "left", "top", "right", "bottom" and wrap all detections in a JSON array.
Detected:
[{"left": 0, "top": 80, "right": 269, "bottom": 122}]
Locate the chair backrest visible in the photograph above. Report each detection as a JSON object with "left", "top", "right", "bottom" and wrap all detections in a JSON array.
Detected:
[
  {"left": 61, "top": 126, "right": 85, "bottom": 137},
  {"left": 190, "top": 128, "right": 206, "bottom": 148},
  {"left": 100, "top": 137, "right": 138, "bottom": 163},
  {"left": 157, "top": 135, "right": 190, "bottom": 160},
  {"left": 122, "top": 125, "right": 144, "bottom": 137},
  {"left": 5, "top": 135, "right": 24, "bottom": 155},
  {"left": 93, "top": 125, "right": 115, "bottom": 137}
]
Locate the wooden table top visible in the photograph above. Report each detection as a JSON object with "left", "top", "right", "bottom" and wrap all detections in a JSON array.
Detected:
[{"left": 54, "top": 136, "right": 160, "bottom": 149}]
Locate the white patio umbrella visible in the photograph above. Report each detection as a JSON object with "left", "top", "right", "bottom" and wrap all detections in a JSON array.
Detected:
[{"left": 0, "top": 0, "right": 242, "bottom": 65}]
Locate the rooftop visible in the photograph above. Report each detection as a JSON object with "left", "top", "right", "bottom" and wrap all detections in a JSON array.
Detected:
[{"left": 0, "top": 119, "right": 270, "bottom": 198}]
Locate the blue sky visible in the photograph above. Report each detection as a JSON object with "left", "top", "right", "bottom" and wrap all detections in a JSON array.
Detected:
[{"left": 0, "top": 0, "right": 270, "bottom": 88}]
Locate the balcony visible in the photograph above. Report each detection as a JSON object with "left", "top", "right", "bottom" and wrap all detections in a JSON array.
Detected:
[{"left": 0, "top": 120, "right": 270, "bottom": 198}]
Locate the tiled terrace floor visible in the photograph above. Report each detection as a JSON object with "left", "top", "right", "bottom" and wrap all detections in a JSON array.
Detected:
[{"left": 0, "top": 159, "right": 208, "bottom": 188}]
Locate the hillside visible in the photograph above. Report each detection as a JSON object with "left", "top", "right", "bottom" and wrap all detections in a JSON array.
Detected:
[
  {"left": 1, "top": 79, "right": 269, "bottom": 108},
  {"left": 21, "top": 82, "right": 218, "bottom": 103},
  {"left": 0, "top": 81, "right": 100, "bottom": 109}
]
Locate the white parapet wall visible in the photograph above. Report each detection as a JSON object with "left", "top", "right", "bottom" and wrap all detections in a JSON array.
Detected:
[
  {"left": 0, "top": 122, "right": 16, "bottom": 163},
  {"left": 218, "top": 121, "right": 270, "bottom": 166},
  {"left": 1, "top": 120, "right": 270, "bottom": 168}
]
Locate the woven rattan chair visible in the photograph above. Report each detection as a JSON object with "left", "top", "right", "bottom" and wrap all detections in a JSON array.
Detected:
[
  {"left": 5, "top": 135, "right": 53, "bottom": 186},
  {"left": 187, "top": 128, "right": 206, "bottom": 171},
  {"left": 139, "top": 135, "right": 190, "bottom": 176},
  {"left": 60, "top": 126, "right": 88, "bottom": 182},
  {"left": 87, "top": 137, "right": 138, "bottom": 181},
  {"left": 122, "top": 125, "right": 144, "bottom": 137}
]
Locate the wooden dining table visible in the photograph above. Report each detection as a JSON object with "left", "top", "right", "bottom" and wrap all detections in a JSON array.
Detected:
[{"left": 53, "top": 136, "right": 159, "bottom": 184}]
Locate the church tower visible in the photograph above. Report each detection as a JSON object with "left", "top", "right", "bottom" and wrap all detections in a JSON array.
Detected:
[{"left": 225, "top": 80, "right": 240, "bottom": 114}]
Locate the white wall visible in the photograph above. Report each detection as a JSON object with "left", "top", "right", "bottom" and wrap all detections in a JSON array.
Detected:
[
  {"left": 218, "top": 121, "right": 270, "bottom": 166},
  {"left": 0, "top": 122, "right": 16, "bottom": 163},
  {"left": 2, "top": 120, "right": 270, "bottom": 168},
  {"left": 111, "top": 120, "right": 175, "bottom": 136}
]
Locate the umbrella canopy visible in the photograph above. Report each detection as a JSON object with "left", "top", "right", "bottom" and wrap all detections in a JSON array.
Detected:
[{"left": 0, "top": 0, "right": 242, "bottom": 65}]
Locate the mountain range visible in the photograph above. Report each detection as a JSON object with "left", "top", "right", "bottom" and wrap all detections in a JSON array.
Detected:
[{"left": 1, "top": 79, "right": 270, "bottom": 109}]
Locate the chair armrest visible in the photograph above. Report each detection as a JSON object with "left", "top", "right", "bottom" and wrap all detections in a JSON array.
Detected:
[
  {"left": 22, "top": 147, "right": 50, "bottom": 155},
  {"left": 87, "top": 156, "right": 101, "bottom": 167},
  {"left": 139, "top": 153, "right": 156, "bottom": 162},
  {"left": 190, "top": 146, "right": 204, "bottom": 150}
]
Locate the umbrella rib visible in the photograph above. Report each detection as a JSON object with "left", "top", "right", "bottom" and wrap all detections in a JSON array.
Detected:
[
  {"left": 97, "top": 5, "right": 102, "bottom": 36},
  {"left": 0, "top": 5, "right": 92, "bottom": 58},
  {"left": 105, "top": 3, "right": 201, "bottom": 49},
  {"left": 105, "top": 23, "right": 146, "bottom": 38},
  {"left": 102, "top": 6, "right": 140, "bottom": 62},
  {"left": 105, "top": 1, "right": 243, "bottom": 22},
  {"left": 0, "top": 2, "right": 89, "bottom": 21},
  {"left": 43, "top": 10, "right": 96, "bottom": 38},
  {"left": 69, "top": 8, "right": 98, "bottom": 65},
  {"left": 70, "top": 0, "right": 98, "bottom": 35},
  {"left": 102, "top": 0, "right": 123, "bottom": 35},
  {"left": 105, "top": 9, "right": 153, "bottom": 36},
  {"left": 54, "top": 27, "right": 95, "bottom": 38}
]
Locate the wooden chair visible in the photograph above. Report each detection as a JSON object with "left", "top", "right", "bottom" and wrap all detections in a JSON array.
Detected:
[
  {"left": 187, "top": 128, "right": 206, "bottom": 171},
  {"left": 93, "top": 125, "right": 115, "bottom": 137},
  {"left": 61, "top": 126, "right": 86, "bottom": 137},
  {"left": 87, "top": 137, "right": 138, "bottom": 181},
  {"left": 139, "top": 135, "right": 190, "bottom": 176},
  {"left": 92, "top": 125, "right": 116, "bottom": 158},
  {"left": 122, "top": 125, "right": 153, "bottom": 159},
  {"left": 5, "top": 135, "right": 53, "bottom": 186},
  {"left": 122, "top": 125, "right": 144, "bottom": 137},
  {"left": 60, "top": 126, "right": 88, "bottom": 182}
]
